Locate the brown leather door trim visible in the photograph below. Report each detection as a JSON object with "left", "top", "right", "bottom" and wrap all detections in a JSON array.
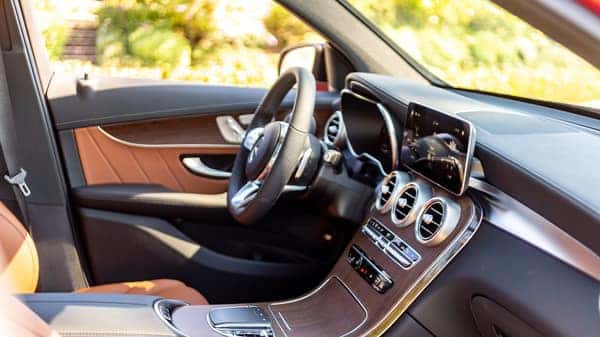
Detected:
[{"left": 74, "top": 127, "right": 236, "bottom": 194}]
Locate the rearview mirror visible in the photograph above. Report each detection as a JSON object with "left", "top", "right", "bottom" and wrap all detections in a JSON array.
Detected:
[{"left": 278, "top": 43, "right": 327, "bottom": 85}]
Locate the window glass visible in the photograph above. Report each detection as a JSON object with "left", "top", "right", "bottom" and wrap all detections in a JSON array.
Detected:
[
  {"left": 32, "top": 0, "right": 322, "bottom": 87},
  {"left": 347, "top": 0, "right": 600, "bottom": 109}
]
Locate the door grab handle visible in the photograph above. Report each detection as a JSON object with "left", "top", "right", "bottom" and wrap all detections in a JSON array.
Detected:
[
  {"left": 182, "top": 157, "right": 231, "bottom": 179},
  {"left": 238, "top": 114, "right": 254, "bottom": 126},
  {"left": 216, "top": 116, "right": 245, "bottom": 144}
]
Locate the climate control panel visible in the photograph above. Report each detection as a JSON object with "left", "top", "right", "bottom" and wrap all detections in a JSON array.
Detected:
[{"left": 362, "top": 218, "right": 421, "bottom": 269}]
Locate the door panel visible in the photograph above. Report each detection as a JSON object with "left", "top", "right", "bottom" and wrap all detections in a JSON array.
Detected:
[
  {"left": 74, "top": 126, "right": 234, "bottom": 194},
  {"left": 50, "top": 73, "right": 344, "bottom": 302}
]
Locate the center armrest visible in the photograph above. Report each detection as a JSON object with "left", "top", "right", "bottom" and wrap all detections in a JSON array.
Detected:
[{"left": 19, "top": 293, "right": 176, "bottom": 337}]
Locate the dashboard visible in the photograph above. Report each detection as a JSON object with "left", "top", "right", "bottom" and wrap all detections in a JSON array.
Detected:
[
  {"left": 333, "top": 87, "right": 476, "bottom": 196},
  {"left": 318, "top": 73, "right": 600, "bottom": 337}
]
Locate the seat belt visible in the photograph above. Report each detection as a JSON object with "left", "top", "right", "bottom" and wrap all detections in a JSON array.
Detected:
[{"left": 0, "top": 50, "right": 32, "bottom": 228}]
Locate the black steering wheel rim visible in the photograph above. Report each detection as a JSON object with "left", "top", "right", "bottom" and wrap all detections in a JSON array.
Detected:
[{"left": 227, "top": 67, "right": 316, "bottom": 224}]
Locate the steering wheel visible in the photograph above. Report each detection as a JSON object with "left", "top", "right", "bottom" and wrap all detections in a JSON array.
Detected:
[{"left": 227, "top": 67, "right": 316, "bottom": 224}]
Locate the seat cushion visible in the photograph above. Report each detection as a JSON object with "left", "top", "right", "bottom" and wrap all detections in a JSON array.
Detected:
[
  {"left": 0, "top": 202, "right": 39, "bottom": 293},
  {"left": 75, "top": 279, "right": 208, "bottom": 305}
]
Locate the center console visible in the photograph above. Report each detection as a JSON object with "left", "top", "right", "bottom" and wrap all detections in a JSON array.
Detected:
[{"left": 153, "top": 171, "right": 482, "bottom": 337}]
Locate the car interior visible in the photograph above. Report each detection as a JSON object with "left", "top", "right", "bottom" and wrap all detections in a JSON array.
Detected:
[{"left": 0, "top": 0, "right": 599, "bottom": 336}]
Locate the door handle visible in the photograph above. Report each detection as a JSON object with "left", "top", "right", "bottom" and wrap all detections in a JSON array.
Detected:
[
  {"left": 216, "top": 116, "right": 246, "bottom": 144},
  {"left": 182, "top": 157, "right": 231, "bottom": 179}
]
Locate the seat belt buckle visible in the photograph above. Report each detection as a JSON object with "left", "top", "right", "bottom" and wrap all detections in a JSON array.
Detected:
[{"left": 4, "top": 168, "right": 31, "bottom": 197}]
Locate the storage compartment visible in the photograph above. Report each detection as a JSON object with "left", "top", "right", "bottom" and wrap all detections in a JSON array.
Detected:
[{"left": 268, "top": 276, "right": 367, "bottom": 337}]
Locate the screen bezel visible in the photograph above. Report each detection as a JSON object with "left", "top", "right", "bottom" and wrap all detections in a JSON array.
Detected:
[
  {"left": 401, "top": 102, "right": 477, "bottom": 196},
  {"left": 340, "top": 89, "right": 400, "bottom": 175}
]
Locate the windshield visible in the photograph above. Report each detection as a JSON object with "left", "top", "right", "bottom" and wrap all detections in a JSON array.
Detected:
[{"left": 346, "top": 0, "right": 600, "bottom": 109}]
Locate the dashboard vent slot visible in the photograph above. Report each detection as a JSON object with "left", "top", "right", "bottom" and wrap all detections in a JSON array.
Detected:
[
  {"left": 379, "top": 174, "right": 396, "bottom": 205},
  {"left": 324, "top": 112, "right": 344, "bottom": 146},
  {"left": 415, "top": 197, "right": 459, "bottom": 246},
  {"left": 394, "top": 186, "right": 417, "bottom": 222},
  {"left": 418, "top": 201, "right": 444, "bottom": 241},
  {"left": 376, "top": 171, "right": 404, "bottom": 213}
]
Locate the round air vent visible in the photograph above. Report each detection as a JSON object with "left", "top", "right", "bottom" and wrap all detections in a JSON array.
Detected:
[
  {"left": 323, "top": 111, "right": 345, "bottom": 146},
  {"left": 391, "top": 181, "right": 432, "bottom": 227},
  {"left": 415, "top": 197, "right": 460, "bottom": 246},
  {"left": 375, "top": 171, "right": 408, "bottom": 213}
]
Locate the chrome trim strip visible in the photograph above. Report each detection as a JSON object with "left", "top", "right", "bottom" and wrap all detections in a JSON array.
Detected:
[
  {"left": 153, "top": 299, "right": 190, "bottom": 337},
  {"left": 469, "top": 178, "right": 600, "bottom": 282},
  {"left": 97, "top": 126, "right": 240, "bottom": 149},
  {"left": 268, "top": 276, "right": 368, "bottom": 337}
]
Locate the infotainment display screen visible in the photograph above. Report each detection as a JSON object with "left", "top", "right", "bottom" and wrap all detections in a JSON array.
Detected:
[{"left": 401, "top": 103, "right": 475, "bottom": 195}]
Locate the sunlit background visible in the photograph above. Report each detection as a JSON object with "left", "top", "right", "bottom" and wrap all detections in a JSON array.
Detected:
[{"left": 33, "top": 0, "right": 600, "bottom": 108}]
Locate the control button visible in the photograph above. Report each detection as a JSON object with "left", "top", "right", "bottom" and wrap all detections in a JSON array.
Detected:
[
  {"left": 386, "top": 244, "right": 412, "bottom": 268},
  {"left": 376, "top": 237, "right": 388, "bottom": 249},
  {"left": 393, "top": 241, "right": 420, "bottom": 263},
  {"left": 372, "top": 272, "right": 393, "bottom": 293},
  {"left": 403, "top": 247, "right": 420, "bottom": 262},
  {"left": 362, "top": 226, "right": 380, "bottom": 243},
  {"left": 347, "top": 244, "right": 394, "bottom": 294}
]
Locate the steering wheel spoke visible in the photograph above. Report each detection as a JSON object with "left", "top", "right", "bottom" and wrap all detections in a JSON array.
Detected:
[
  {"left": 231, "top": 180, "right": 261, "bottom": 209},
  {"left": 243, "top": 127, "right": 264, "bottom": 151}
]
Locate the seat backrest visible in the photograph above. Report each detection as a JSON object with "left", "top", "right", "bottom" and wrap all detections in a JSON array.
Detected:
[{"left": 0, "top": 202, "right": 38, "bottom": 293}]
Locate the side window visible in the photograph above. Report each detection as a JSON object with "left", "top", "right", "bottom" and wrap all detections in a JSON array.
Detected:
[{"left": 32, "top": 0, "right": 323, "bottom": 87}]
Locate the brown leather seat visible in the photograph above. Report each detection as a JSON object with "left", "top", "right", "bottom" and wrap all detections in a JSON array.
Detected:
[{"left": 0, "top": 202, "right": 208, "bottom": 305}]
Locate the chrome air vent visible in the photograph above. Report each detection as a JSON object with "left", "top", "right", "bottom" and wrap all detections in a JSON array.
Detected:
[
  {"left": 375, "top": 171, "right": 408, "bottom": 213},
  {"left": 415, "top": 197, "right": 460, "bottom": 246},
  {"left": 392, "top": 186, "right": 416, "bottom": 222},
  {"left": 323, "top": 111, "right": 345, "bottom": 146},
  {"left": 391, "top": 181, "right": 432, "bottom": 227}
]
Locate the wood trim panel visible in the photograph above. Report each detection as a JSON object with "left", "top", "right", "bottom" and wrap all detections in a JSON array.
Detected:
[
  {"left": 269, "top": 277, "right": 367, "bottom": 337},
  {"left": 74, "top": 127, "right": 236, "bottom": 194}
]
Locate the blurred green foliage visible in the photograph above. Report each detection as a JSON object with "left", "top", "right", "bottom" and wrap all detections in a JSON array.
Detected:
[
  {"left": 42, "top": 23, "right": 70, "bottom": 60},
  {"left": 92, "top": 0, "right": 317, "bottom": 79},
  {"left": 34, "top": 0, "right": 599, "bottom": 106},
  {"left": 349, "top": 0, "right": 600, "bottom": 106}
]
